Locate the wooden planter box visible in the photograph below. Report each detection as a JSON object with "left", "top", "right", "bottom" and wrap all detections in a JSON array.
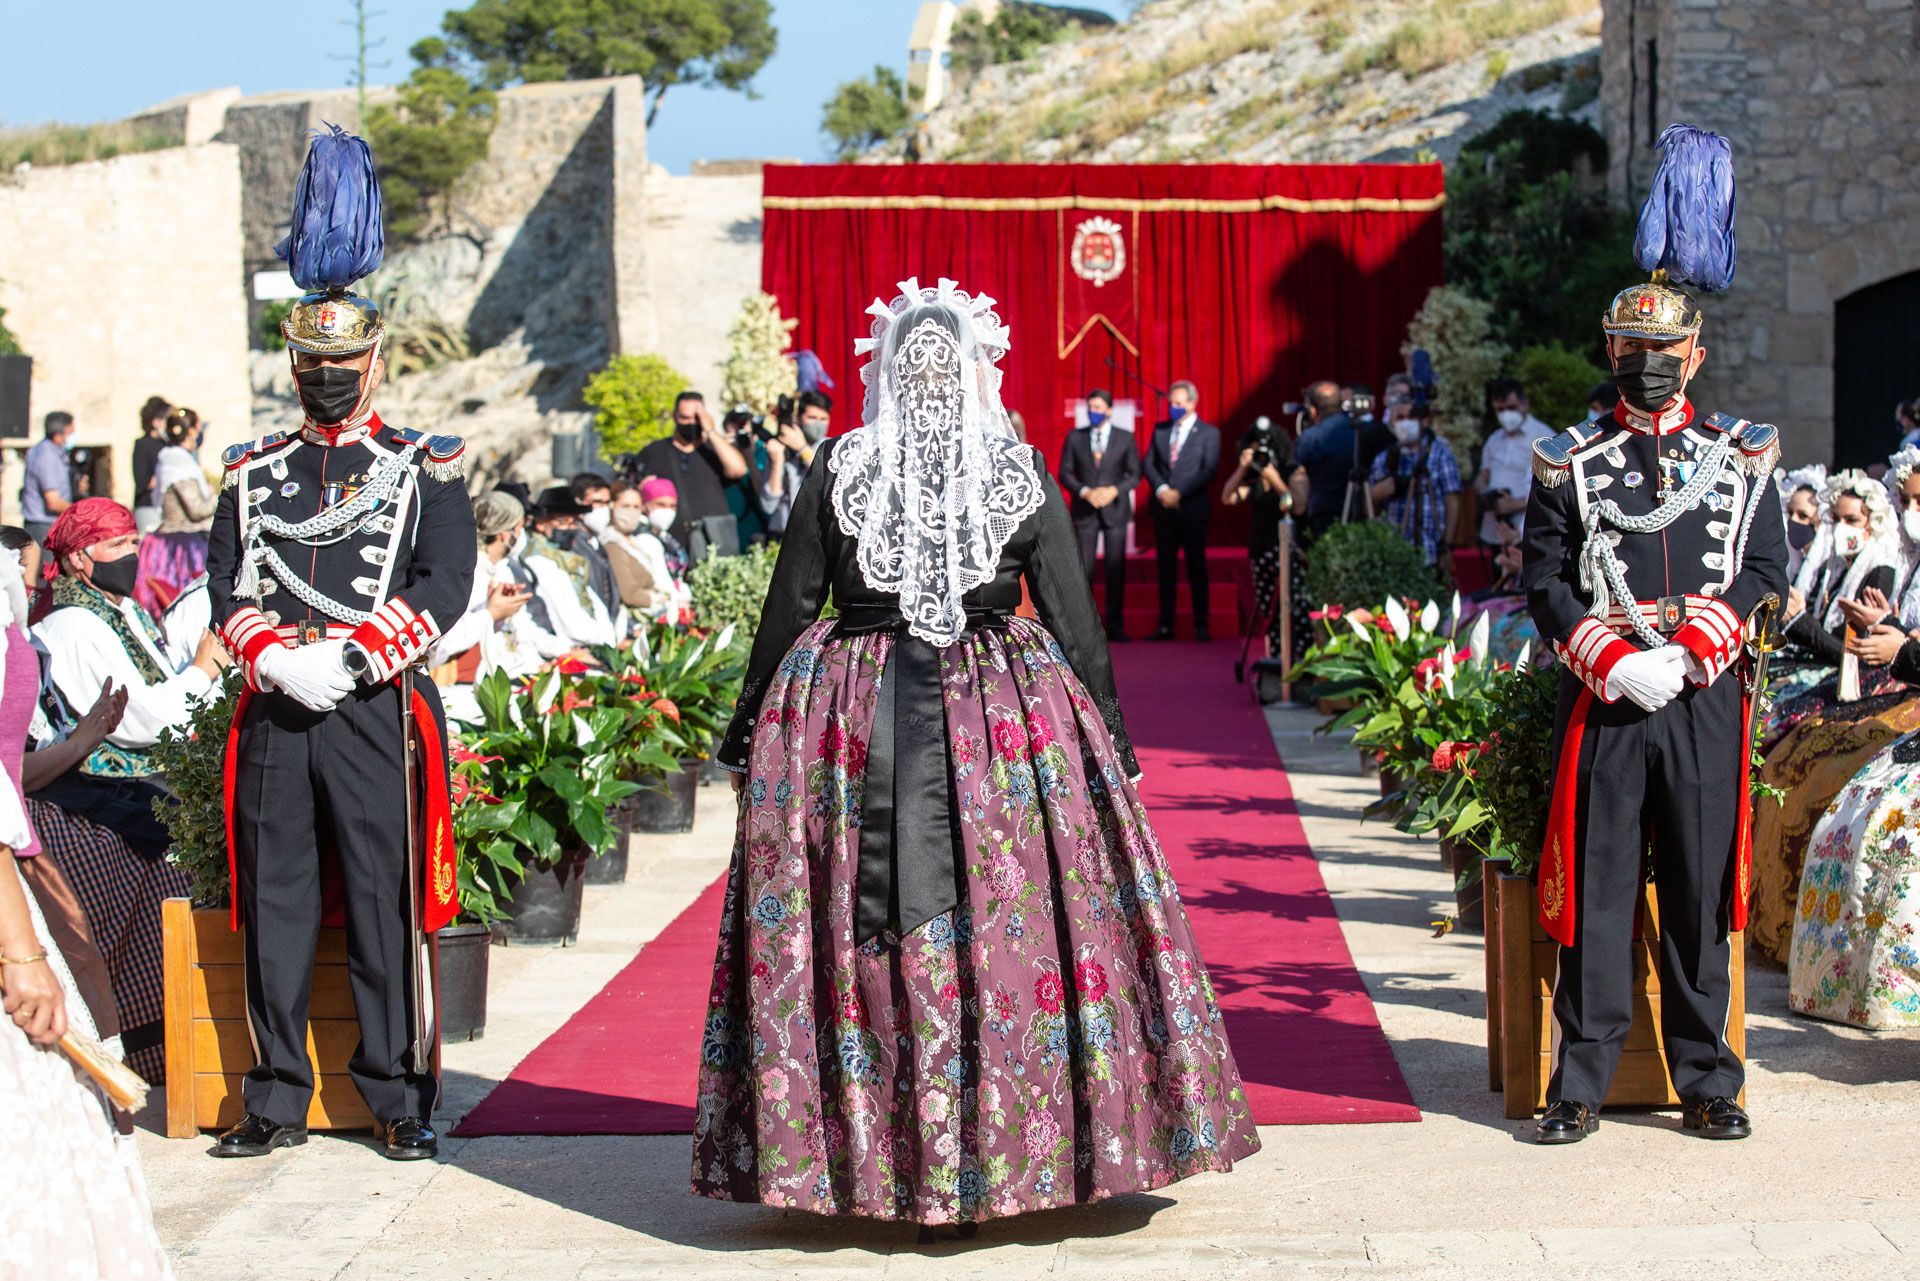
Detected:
[
  {"left": 1483, "top": 869, "right": 1745, "bottom": 1119},
  {"left": 162, "top": 899, "right": 373, "bottom": 1137}
]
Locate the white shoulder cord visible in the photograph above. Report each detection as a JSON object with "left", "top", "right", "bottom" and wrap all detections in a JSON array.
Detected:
[{"left": 232, "top": 445, "right": 418, "bottom": 624}]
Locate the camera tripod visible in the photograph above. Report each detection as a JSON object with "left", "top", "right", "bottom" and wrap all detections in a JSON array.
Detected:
[{"left": 1233, "top": 520, "right": 1293, "bottom": 704}]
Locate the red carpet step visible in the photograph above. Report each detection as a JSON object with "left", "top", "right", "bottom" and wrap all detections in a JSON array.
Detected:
[{"left": 454, "top": 639, "right": 1416, "bottom": 1136}]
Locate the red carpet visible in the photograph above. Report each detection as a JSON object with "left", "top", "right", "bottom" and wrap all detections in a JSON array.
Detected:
[{"left": 454, "top": 639, "right": 1416, "bottom": 1136}]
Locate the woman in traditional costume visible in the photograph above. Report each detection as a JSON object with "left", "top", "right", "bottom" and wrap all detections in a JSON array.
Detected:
[
  {"left": 132, "top": 407, "right": 216, "bottom": 620},
  {"left": 691, "top": 279, "right": 1257, "bottom": 1231}
]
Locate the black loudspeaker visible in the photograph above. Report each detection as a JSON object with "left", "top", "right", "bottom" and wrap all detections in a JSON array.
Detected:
[{"left": 0, "top": 356, "right": 30, "bottom": 440}]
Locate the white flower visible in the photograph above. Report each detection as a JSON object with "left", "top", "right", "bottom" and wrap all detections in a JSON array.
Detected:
[
  {"left": 715, "top": 622, "right": 738, "bottom": 652},
  {"left": 1384, "top": 597, "right": 1411, "bottom": 640},
  {"left": 1468, "top": 612, "right": 1491, "bottom": 664},
  {"left": 1438, "top": 645, "right": 1457, "bottom": 698},
  {"left": 1347, "top": 613, "right": 1371, "bottom": 641},
  {"left": 1419, "top": 599, "right": 1440, "bottom": 633},
  {"left": 1515, "top": 639, "right": 1534, "bottom": 673},
  {"left": 1449, "top": 591, "right": 1463, "bottom": 636}
]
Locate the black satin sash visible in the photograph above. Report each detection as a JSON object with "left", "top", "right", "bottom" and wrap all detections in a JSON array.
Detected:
[{"left": 837, "top": 605, "right": 1012, "bottom": 945}]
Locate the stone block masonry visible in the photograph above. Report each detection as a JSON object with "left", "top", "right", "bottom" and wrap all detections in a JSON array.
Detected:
[{"left": 0, "top": 143, "right": 250, "bottom": 514}]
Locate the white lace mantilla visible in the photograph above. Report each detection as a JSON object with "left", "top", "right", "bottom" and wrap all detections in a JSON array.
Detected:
[{"left": 829, "top": 277, "right": 1045, "bottom": 646}]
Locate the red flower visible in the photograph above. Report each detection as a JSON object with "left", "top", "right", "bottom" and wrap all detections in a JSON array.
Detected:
[
  {"left": 1308, "top": 604, "right": 1344, "bottom": 621},
  {"left": 549, "top": 690, "right": 593, "bottom": 716},
  {"left": 452, "top": 743, "right": 503, "bottom": 765},
  {"left": 1430, "top": 742, "right": 1457, "bottom": 772},
  {"left": 1348, "top": 608, "right": 1376, "bottom": 629},
  {"left": 1033, "top": 971, "right": 1064, "bottom": 1014},
  {"left": 1074, "top": 959, "right": 1109, "bottom": 1003},
  {"left": 844, "top": 734, "right": 868, "bottom": 777},
  {"left": 552, "top": 654, "right": 592, "bottom": 676},
  {"left": 991, "top": 719, "right": 1028, "bottom": 757},
  {"left": 1028, "top": 713, "right": 1055, "bottom": 753},
  {"left": 818, "top": 720, "right": 846, "bottom": 763},
  {"left": 1430, "top": 740, "right": 1480, "bottom": 772},
  {"left": 751, "top": 960, "right": 771, "bottom": 981},
  {"left": 619, "top": 672, "right": 650, "bottom": 689},
  {"left": 651, "top": 697, "right": 680, "bottom": 723},
  {"left": 939, "top": 981, "right": 960, "bottom": 1003}
]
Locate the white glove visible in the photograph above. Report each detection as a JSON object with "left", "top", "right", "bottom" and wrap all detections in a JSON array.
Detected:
[
  {"left": 1605, "top": 644, "right": 1687, "bottom": 713},
  {"left": 255, "top": 639, "right": 356, "bottom": 713}
]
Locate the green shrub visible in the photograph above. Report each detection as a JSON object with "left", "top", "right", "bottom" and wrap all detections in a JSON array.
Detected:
[
  {"left": 582, "top": 353, "right": 688, "bottom": 459},
  {"left": 821, "top": 65, "right": 911, "bottom": 161},
  {"left": 1509, "top": 342, "right": 1606, "bottom": 431},
  {"left": 687, "top": 542, "right": 779, "bottom": 643},
  {"left": 1403, "top": 285, "right": 1510, "bottom": 459},
  {"left": 152, "top": 675, "right": 247, "bottom": 906},
  {"left": 1474, "top": 663, "right": 1559, "bottom": 875},
  {"left": 950, "top": 4, "right": 1085, "bottom": 79},
  {"left": 1305, "top": 520, "right": 1441, "bottom": 612},
  {"left": 0, "top": 120, "right": 176, "bottom": 170},
  {"left": 256, "top": 300, "right": 292, "bottom": 352}
]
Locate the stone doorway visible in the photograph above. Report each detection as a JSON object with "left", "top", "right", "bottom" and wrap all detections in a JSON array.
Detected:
[{"left": 1834, "top": 269, "right": 1920, "bottom": 469}]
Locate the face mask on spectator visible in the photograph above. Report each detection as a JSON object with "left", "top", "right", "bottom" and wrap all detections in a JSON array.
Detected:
[
  {"left": 1833, "top": 522, "right": 1866, "bottom": 557},
  {"left": 648, "top": 508, "right": 677, "bottom": 532},
  {"left": 1787, "top": 521, "right": 1816, "bottom": 552},
  {"left": 801, "top": 417, "right": 829, "bottom": 444},
  {"left": 1902, "top": 511, "right": 1920, "bottom": 544},
  {"left": 1393, "top": 418, "right": 1422, "bottom": 446},
  {"left": 675, "top": 419, "right": 702, "bottom": 444},
  {"left": 86, "top": 549, "right": 139, "bottom": 598},
  {"left": 612, "top": 507, "right": 644, "bottom": 534},
  {"left": 1169, "top": 405, "right": 1189, "bottom": 422},
  {"left": 1087, "top": 411, "right": 1109, "bottom": 428},
  {"left": 1497, "top": 409, "right": 1525, "bottom": 434},
  {"left": 581, "top": 507, "right": 611, "bottom": 536},
  {"left": 510, "top": 530, "right": 528, "bottom": 558}
]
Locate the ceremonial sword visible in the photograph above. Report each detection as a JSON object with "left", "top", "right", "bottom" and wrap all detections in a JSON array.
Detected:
[{"left": 398, "top": 667, "right": 432, "bottom": 1076}]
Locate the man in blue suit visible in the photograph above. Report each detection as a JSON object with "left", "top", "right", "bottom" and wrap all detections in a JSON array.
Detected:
[{"left": 1143, "top": 379, "right": 1221, "bottom": 640}]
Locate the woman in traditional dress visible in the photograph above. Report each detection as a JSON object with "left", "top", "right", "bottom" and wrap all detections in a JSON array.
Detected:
[
  {"left": 0, "top": 539, "right": 175, "bottom": 1281},
  {"left": 692, "top": 279, "right": 1258, "bottom": 1232},
  {"left": 132, "top": 407, "right": 216, "bottom": 620}
]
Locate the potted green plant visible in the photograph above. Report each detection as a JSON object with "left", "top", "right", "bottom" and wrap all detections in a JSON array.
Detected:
[
  {"left": 568, "top": 658, "right": 685, "bottom": 885},
  {"left": 1303, "top": 521, "right": 1440, "bottom": 617},
  {"left": 597, "top": 623, "right": 744, "bottom": 834},
  {"left": 460, "top": 668, "right": 642, "bottom": 944}
]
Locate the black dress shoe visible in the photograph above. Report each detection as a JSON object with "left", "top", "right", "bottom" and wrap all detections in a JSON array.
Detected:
[
  {"left": 212, "top": 1112, "right": 308, "bottom": 1158},
  {"left": 1153, "top": 626, "right": 1176, "bottom": 640},
  {"left": 1535, "top": 1100, "right": 1598, "bottom": 1145},
  {"left": 1682, "top": 1096, "right": 1751, "bottom": 1140},
  {"left": 380, "top": 1116, "right": 439, "bottom": 1161}
]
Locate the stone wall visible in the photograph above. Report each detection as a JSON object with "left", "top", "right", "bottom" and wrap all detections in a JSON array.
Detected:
[
  {"left": 0, "top": 144, "right": 250, "bottom": 514},
  {"left": 642, "top": 168, "right": 766, "bottom": 403},
  {"left": 1601, "top": 0, "right": 1920, "bottom": 465}
]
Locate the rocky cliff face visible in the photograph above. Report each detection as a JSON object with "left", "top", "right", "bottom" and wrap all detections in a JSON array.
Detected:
[{"left": 910, "top": 0, "right": 1602, "bottom": 166}]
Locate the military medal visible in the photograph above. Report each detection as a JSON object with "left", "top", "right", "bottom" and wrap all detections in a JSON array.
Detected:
[
  {"left": 280, "top": 481, "right": 301, "bottom": 498},
  {"left": 1624, "top": 471, "right": 1644, "bottom": 488}
]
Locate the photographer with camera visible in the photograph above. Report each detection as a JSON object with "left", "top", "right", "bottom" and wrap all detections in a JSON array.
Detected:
[
  {"left": 1367, "top": 395, "right": 1464, "bottom": 570},
  {"left": 1223, "top": 416, "right": 1308, "bottom": 666},
  {"left": 759, "top": 390, "right": 831, "bottom": 537},
  {"left": 1291, "top": 382, "right": 1356, "bottom": 539}
]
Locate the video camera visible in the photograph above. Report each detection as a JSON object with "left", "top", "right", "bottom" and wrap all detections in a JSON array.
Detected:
[{"left": 1247, "top": 415, "right": 1280, "bottom": 470}]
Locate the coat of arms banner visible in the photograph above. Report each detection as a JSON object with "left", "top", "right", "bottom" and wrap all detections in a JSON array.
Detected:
[{"left": 761, "top": 163, "right": 1444, "bottom": 543}]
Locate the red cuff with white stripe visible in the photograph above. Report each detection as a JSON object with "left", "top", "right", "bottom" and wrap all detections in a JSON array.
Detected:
[
  {"left": 220, "top": 607, "right": 285, "bottom": 691},
  {"left": 1556, "top": 617, "right": 1638, "bottom": 702},
  {"left": 347, "top": 597, "right": 441, "bottom": 682},
  {"left": 1673, "top": 598, "right": 1744, "bottom": 686}
]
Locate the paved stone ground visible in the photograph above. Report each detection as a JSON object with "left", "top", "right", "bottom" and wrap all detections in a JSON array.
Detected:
[{"left": 140, "top": 705, "right": 1920, "bottom": 1280}]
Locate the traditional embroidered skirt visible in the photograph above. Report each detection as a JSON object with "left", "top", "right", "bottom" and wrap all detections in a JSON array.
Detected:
[
  {"left": 133, "top": 529, "right": 209, "bottom": 620},
  {"left": 691, "top": 617, "right": 1258, "bottom": 1224}
]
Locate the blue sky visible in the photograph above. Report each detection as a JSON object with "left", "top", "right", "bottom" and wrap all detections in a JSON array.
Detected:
[{"left": 0, "top": 1, "right": 1125, "bottom": 172}]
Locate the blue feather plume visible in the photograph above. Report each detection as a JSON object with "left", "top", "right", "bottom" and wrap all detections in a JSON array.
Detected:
[
  {"left": 275, "top": 124, "right": 385, "bottom": 292},
  {"left": 793, "top": 349, "right": 835, "bottom": 393},
  {"left": 1633, "top": 124, "right": 1736, "bottom": 292}
]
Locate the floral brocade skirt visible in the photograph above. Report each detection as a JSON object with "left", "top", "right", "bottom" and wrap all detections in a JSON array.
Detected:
[{"left": 691, "top": 617, "right": 1259, "bottom": 1224}]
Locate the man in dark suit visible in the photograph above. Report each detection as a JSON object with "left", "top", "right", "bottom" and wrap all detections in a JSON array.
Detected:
[
  {"left": 1059, "top": 389, "right": 1142, "bottom": 641},
  {"left": 1143, "top": 379, "right": 1221, "bottom": 640}
]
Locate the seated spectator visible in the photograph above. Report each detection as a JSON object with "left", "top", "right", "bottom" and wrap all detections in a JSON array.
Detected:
[
  {"left": 426, "top": 492, "right": 571, "bottom": 724},
  {"left": 602, "top": 479, "right": 692, "bottom": 625},
  {"left": 5, "top": 521, "right": 198, "bottom": 1082},
  {"left": 132, "top": 406, "right": 215, "bottom": 619},
  {"left": 1475, "top": 378, "right": 1553, "bottom": 551},
  {"left": 523, "top": 487, "right": 617, "bottom": 648},
  {"left": 635, "top": 391, "right": 748, "bottom": 559},
  {"left": 568, "top": 471, "right": 621, "bottom": 627},
  {"left": 1783, "top": 471, "right": 1901, "bottom": 669},
  {"left": 1367, "top": 399, "right": 1463, "bottom": 569}
]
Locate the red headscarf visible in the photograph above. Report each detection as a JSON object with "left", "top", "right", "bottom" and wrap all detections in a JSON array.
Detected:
[{"left": 44, "top": 497, "right": 136, "bottom": 583}]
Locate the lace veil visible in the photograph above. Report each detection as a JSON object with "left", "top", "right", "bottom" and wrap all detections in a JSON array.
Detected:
[{"left": 828, "top": 278, "right": 1045, "bottom": 645}]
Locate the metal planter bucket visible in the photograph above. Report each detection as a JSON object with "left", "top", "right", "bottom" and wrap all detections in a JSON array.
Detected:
[{"left": 495, "top": 848, "right": 588, "bottom": 946}]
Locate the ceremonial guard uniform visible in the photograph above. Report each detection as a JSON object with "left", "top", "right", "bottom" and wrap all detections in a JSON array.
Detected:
[
  {"left": 1519, "top": 126, "right": 1788, "bottom": 1143},
  {"left": 206, "top": 128, "right": 475, "bottom": 1159}
]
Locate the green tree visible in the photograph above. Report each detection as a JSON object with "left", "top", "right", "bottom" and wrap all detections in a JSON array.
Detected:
[
  {"left": 950, "top": 4, "right": 1083, "bottom": 80},
  {"left": 365, "top": 40, "right": 500, "bottom": 241},
  {"left": 441, "top": 0, "right": 775, "bottom": 125},
  {"left": 0, "top": 297, "right": 20, "bottom": 356},
  {"left": 1443, "top": 110, "right": 1633, "bottom": 362},
  {"left": 1508, "top": 342, "right": 1607, "bottom": 433},
  {"left": 820, "top": 65, "right": 910, "bottom": 161},
  {"left": 583, "top": 353, "right": 688, "bottom": 459}
]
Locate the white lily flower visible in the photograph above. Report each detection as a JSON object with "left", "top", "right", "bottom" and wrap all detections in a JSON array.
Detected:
[
  {"left": 1449, "top": 591, "right": 1463, "bottom": 637},
  {"left": 1438, "top": 644, "right": 1457, "bottom": 698},
  {"left": 715, "top": 622, "right": 738, "bottom": 652},
  {"left": 1347, "top": 613, "right": 1371, "bottom": 641},
  {"left": 1419, "top": 599, "right": 1440, "bottom": 634},
  {"left": 1384, "top": 596, "right": 1411, "bottom": 640},
  {"left": 1515, "top": 639, "right": 1533, "bottom": 673},
  {"left": 532, "top": 669, "right": 560, "bottom": 717},
  {"left": 1468, "top": 612, "right": 1491, "bottom": 663}
]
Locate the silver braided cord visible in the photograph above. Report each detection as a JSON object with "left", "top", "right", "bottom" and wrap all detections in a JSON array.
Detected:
[
  {"left": 1576, "top": 432, "right": 1740, "bottom": 650},
  {"left": 233, "top": 445, "right": 417, "bottom": 608}
]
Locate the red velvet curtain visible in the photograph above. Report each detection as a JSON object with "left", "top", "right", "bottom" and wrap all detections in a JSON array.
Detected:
[{"left": 761, "top": 163, "right": 1445, "bottom": 545}]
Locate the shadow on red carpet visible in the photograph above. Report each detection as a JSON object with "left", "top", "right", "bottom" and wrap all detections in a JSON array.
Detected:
[{"left": 453, "top": 639, "right": 1417, "bottom": 1136}]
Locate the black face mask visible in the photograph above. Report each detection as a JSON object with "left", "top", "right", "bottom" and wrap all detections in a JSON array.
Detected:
[
  {"left": 1787, "top": 521, "right": 1816, "bottom": 552},
  {"left": 295, "top": 365, "right": 364, "bottom": 425},
  {"left": 88, "top": 553, "right": 139, "bottom": 598},
  {"left": 674, "top": 420, "right": 703, "bottom": 444},
  {"left": 550, "top": 528, "right": 577, "bottom": 552},
  {"left": 1612, "top": 350, "right": 1689, "bottom": 413}
]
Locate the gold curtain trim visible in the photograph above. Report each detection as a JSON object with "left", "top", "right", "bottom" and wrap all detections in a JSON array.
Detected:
[{"left": 764, "top": 193, "right": 1446, "bottom": 214}]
